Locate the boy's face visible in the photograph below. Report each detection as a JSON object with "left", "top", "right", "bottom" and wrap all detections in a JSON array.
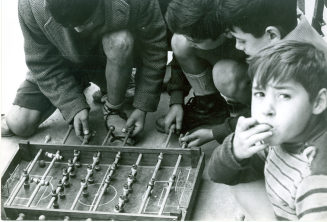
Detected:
[
  {"left": 231, "top": 26, "right": 271, "bottom": 56},
  {"left": 184, "top": 34, "right": 226, "bottom": 50},
  {"left": 251, "top": 79, "right": 314, "bottom": 145}
]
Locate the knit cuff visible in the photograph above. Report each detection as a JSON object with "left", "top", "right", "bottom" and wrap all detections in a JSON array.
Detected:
[
  {"left": 169, "top": 90, "right": 184, "bottom": 105},
  {"left": 212, "top": 123, "right": 233, "bottom": 144}
]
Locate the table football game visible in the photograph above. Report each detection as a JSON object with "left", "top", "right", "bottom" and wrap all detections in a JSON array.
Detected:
[{"left": 1, "top": 125, "right": 204, "bottom": 221}]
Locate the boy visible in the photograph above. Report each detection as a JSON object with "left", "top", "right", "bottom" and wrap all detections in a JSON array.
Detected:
[
  {"left": 1, "top": 0, "right": 167, "bottom": 140},
  {"left": 157, "top": 0, "right": 249, "bottom": 139},
  {"left": 180, "top": 0, "right": 327, "bottom": 147},
  {"left": 208, "top": 41, "right": 327, "bottom": 220}
]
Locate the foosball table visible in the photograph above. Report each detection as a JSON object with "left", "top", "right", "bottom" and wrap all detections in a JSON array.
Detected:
[{"left": 1, "top": 125, "right": 204, "bottom": 221}]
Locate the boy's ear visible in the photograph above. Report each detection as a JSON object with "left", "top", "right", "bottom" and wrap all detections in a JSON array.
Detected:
[
  {"left": 265, "top": 26, "right": 282, "bottom": 43},
  {"left": 313, "top": 88, "right": 327, "bottom": 115}
]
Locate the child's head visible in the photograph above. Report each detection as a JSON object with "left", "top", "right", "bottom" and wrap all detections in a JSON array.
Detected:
[
  {"left": 166, "top": 0, "right": 226, "bottom": 49},
  {"left": 220, "top": 0, "right": 297, "bottom": 56},
  {"left": 248, "top": 41, "right": 327, "bottom": 145},
  {"left": 46, "top": 0, "right": 100, "bottom": 30}
]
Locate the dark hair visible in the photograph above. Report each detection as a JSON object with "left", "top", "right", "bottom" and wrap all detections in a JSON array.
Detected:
[
  {"left": 248, "top": 40, "right": 327, "bottom": 103},
  {"left": 220, "top": 0, "right": 297, "bottom": 38},
  {"left": 46, "top": 0, "right": 100, "bottom": 27},
  {"left": 165, "top": 0, "right": 225, "bottom": 40}
]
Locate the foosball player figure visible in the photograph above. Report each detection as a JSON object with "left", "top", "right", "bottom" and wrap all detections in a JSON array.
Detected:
[
  {"left": 51, "top": 189, "right": 59, "bottom": 209},
  {"left": 118, "top": 195, "right": 127, "bottom": 207},
  {"left": 64, "top": 216, "right": 70, "bottom": 221},
  {"left": 123, "top": 184, "right": 129, "bottom": 196},
  {"left": 30, "top": 177, "right": 40, "bottom": 184},
  {"left": 131, "top": 164, "right": 137, "bottom": 177},
  {"left": 62, "top": 168, "right": 70, "bottom": 187},
  {"left": 16, "top": 213, "right": 25, "bottom": 220},
  {"left": 23, "top": 170, "right": 30, "bottom": 189},
  {"left": 81, "top": 179, "right": 89, "bottom": 198},
  {"left": 73, "top": 150, "right": 81, "bottom": 168},
  {"left": 93, "top": 153, "right": 100, "bottom": 165},
  {"left": 59, "top": 186, "right": 65, "bottom": 199},
  {"left": 148, "top": 178, "right": 155, "bottom": 194},
  {"left": 88, "top": 174, "right": 95, "bottom": 184},
  {"left": 127, "top": 174, "right": 135, "bottom": 189},
  {"left": 111, "top": 163, "right": 117, "bottom": 171},
  {"left": 94, "top": 161, "right": 101, "bottom": 171},
  {"left": 114, "top": 204, "right": 123, "bottom": 213},
  {"left": 104, "top": 176, "right": 112, "bottom": 193},
  {"left": 67, "top": 159, "right": 76, "bottom": 178}
]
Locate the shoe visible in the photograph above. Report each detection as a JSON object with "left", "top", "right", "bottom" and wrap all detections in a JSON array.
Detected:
[
  {"left": 103, "top": 103, "right": 135, "bottom": 145},
  {"left": 1, "top": 114, "right": 14, "bottom": 137},
  {"left": 181, "top": 93, "right": 230, "bottom": 133}
]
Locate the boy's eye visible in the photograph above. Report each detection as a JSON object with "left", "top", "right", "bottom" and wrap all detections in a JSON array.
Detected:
[
  {"left": 253, "top": 91, "right": 265, "bottom": 97},
  {"left": 278, "top": 94, "right": 291, "bottom": 100}
]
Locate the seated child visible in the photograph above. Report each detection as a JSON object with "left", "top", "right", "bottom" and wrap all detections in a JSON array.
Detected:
[{"left": 208, "top": 40, "right": 327, "bottom": 220}]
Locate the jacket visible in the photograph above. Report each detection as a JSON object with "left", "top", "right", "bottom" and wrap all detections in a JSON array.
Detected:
[{"left": 18, "top": 0, "right": 168, "bottom": 123}]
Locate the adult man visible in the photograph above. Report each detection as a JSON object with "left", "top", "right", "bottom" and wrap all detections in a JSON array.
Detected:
[{"left": 2, "top": 0, "right": 167, "bottom": 141}]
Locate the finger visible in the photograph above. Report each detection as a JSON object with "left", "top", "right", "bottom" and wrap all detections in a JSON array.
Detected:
[
  {"left": 74, "top": 120, "right": 83, "bottom": 141},
  {"left": 243, "top": 124, "right": 272, "bottom": 139},
  {"left": 247, "top": 131, "right": 273, "bottom": 146},
  {"left": 81, "top": 119, "right": 89, "bottom": 136},
  {"left": 248, "top": 143, "right": 269, "bottom": 155},
  {"left": 188, "top": 139, "right": 199, "bottom": 147},
  {"left": 164, "top": 117, "right": 174, "bottom": 133},
  {"left": 236, "top": 117, "right": 258, "bottom": 132},
  {"left": 131, "top": 124, "right": 142, "bottom": 137},
  {"left": 175, "top": 116, "right": 183, "bottom": 133},
  {"left": 124, "top": 117, "right": 135, "bottom": 132},
  {"left": 181, "top": 132, "right": 194, "bottom": 142}
]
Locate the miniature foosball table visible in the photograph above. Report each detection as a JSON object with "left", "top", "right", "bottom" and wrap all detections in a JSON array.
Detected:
[{"left": 1, "top": 125, "right": 204, "bottom": 221}]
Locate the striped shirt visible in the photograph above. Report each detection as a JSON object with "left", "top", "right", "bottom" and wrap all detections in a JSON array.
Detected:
[{"left": 262, "top": 145, "right": 327, "bottom": 220}]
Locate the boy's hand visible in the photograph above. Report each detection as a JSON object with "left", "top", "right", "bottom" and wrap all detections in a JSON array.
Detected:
[
  {"left": 164, "top": 104, "right": 183, "bottom": 134},
  {"left": 233, "top": 116, "right": 273, "bottom": 161},
  {"left": 73, "top": 109, "right": 90, "bottom": 141},
  {"left": 180, "top": 129, "right": 214, "bottom": 147},
  {"left": 125, "top": 109, "right": 147, "bottom": 137}
]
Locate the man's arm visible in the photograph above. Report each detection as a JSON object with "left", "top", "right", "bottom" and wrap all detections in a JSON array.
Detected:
[
  {"left": 18, "top": 0, "right": 89, "bottom": 123},
  {"left": 131, "top": 0, "right": 168, "bottom": 112}
]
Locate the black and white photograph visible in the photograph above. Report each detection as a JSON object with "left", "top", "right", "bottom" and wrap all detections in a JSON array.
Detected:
[{"left": 1, "top": 0, "right": 327, "bottom": 220}]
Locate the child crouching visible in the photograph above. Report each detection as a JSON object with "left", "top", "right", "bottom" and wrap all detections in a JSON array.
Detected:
[{"left": 208, "top": 40, "right": 327, "bottom": 220}]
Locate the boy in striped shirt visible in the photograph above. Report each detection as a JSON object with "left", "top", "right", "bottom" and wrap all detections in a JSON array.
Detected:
[{"left": 208, "top": 41, "right": 327, "bottom": 220}]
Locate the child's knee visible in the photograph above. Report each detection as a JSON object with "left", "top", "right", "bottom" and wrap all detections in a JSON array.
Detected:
[
  {"left": 6, "top": 106, "right": 41, "bottom": 137},
  {"left": 213, "top": 60, "right": 248, "bottom": 97},
  {"left": 102, "top": 30, "right": 134, "bottom": 64},
  {"left": 171, "top": 34, "right": 193, "bottom": 59}
]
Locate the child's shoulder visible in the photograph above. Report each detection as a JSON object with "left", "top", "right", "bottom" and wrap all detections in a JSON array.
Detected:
[{"left": 310, "top": 130, "right": 327, "bottom": 176}]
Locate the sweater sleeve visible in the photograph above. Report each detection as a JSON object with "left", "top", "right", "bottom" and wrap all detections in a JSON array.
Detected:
[
  {"left": 18, "top": 0, "right": 89, "bottom": 123},
  {"left": 295, "top": 175, "right": 327, "bottom": 220},
  {"left": 208, "top": 133, "right": 266, "bottom": 185},
  {"left": 131, "top": 0, "right": 168, "bottom": 112}
]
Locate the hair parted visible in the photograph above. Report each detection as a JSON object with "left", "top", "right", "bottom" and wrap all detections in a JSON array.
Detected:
[
  {"left": 45, "top": 0, "right": 100, "bottom": 27},
  {"left": 248, "top": 40, "right": 327, "bottom": 102},
  {"left": 220, "top": 0, "right": 297, "bottom": 38},
  {"left": 165, "top": 0, "right": 225, "bottom": 40}
]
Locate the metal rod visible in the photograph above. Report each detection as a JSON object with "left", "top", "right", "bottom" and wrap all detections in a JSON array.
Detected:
[
  {"left": 158, "top": 155, "right": 182, "bottom": 215},
  {"left": 70, "top": 152, "right": 100, "bottom": 210},
  {"left": 26, "top": 150, "right": 60, "bottom": 207},
  {"left": 101, "top": 126, "right": 115, "bottom": 146},
  {"left": 62, "top": 125, "right": 73, "bottom": 144},
  {"left": 6, "top": 149, "right": 43, "bottom": 205},
  {"left": 91, "top": 152, "right": 120, "bottom": 211},
  {"left": 46, "top": 152, "right": 80, "bottom": 209}
]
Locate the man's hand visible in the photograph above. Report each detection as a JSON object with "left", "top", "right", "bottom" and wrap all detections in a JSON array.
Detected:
[
  {"left": 164, "top": 104, "right": 183, "bottom": 134},
  {"left": 73, "top": 109, "right": 90, "bottom": 141},
  {"left": 233, "top": 116, "right": 272, "bottom": 161},
  {"left": 180, "top": 128, "right": 214, "bottom": 147},
  {"left": 125, "top": 109, "right": 147, "bottom": 136}
]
